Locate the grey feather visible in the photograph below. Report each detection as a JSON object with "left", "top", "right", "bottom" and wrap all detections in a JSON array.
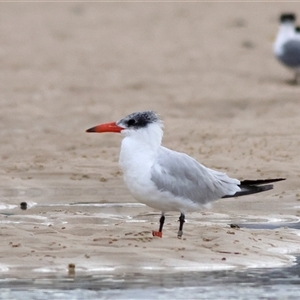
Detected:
[
  {"left": 150, "top": 147, "right": 240, "bottom": 205},
  {"left": 278, "top": 40, "right": 300, "bottom": 67}
]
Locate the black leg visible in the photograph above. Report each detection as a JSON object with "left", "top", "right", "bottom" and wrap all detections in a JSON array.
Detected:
[
  {"left": 178, "top": 213, "right": 185, "bottom": 238},
  {"left": 159, "top": 214, "right": 165, "bottom": 232},
  {"left": 152, "top": 213, "right": 165, "bottom": 238}
]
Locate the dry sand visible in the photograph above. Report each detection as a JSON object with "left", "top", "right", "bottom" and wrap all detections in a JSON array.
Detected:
[{"left": 1, "top": 3, "right": 300, "bottom": 278}]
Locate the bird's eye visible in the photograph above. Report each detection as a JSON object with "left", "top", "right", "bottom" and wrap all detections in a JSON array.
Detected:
[{"left": 127, "top": 119, "right": 136, "bottom": 126}]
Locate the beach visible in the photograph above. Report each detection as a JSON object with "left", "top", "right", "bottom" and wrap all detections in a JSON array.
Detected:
[{"left": 1, "top": 2, "right": 300, "bottom": 277}]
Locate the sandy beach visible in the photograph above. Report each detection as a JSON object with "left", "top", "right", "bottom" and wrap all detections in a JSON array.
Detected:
[{"left": 1, "top": 2, "right": 300, "bottom": 278}]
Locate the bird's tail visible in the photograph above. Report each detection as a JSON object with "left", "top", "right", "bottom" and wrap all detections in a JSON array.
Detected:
[{"left": 222, "top": 178, "right": 285, "bottom": 198}]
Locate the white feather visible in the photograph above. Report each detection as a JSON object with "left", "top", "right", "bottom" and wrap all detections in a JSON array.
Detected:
[{"left": 118, "top": 120, "right": 241, "bottom": 213}]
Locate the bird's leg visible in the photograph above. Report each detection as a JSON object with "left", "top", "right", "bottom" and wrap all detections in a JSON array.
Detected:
[
  {"left": 159, "top": 214, "right": 165, "bottom": 232},
  {"left": 152, "top": 213, "right": 165, "bottom": 238},
  {"left": 292, "top": 72, "right": 300, "bottom": 85},
  {"left": 293, "top": 73, "right": 298, "bottom": 85},
  {"left": 178, "top": 213, "right": 185, "bottom": 238},
  {"left": 296, "top": 73, "right": 300, "bottom": 85}
]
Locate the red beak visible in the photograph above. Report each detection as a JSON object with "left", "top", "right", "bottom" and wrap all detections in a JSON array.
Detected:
[{"left": 86, "top": 122, "right": 123, "bottom": 133}]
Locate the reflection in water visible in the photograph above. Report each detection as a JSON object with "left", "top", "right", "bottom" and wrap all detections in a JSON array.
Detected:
[{"left": 0, "top": 258, "right": 300, "bottom": 299}]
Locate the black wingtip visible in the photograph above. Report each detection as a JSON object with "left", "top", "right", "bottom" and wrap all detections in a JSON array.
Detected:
[
  {"left": 222, "top": 178, "right": 285, "bottom": 199},
  {"left": 240, "top": 178, "right": 286, "bottom": 186},
  {"left": 222, "top": 184, "right": 273, "bottom": 199}
]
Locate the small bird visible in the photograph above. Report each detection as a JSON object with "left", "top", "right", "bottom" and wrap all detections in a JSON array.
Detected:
[
  {"left": 274, "top": 13, "right": 300, "bottom": 84},
  {"left": 86, "top": 111, "right": 285, "bottom": 238}
]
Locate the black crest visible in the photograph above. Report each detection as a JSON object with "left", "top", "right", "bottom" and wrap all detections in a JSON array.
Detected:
[
  {"left": 118, "top": 111, "right": 161, "bottom": 129},
  {"left": 280, "top": 13, "right": 296, "bottom": 23}
]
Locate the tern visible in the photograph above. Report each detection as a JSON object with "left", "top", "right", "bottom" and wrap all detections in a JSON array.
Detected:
[
  {"left": 274, "top": 13, "right": 300, "bottom": 83},
  {"left": 86, "top": 111, "right": 285, "bottom": 238}
]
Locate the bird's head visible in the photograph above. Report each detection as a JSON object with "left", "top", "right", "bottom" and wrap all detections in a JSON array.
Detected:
[
  {"left": 280, "top": 13, "right": 296, "bottom": 24},
  {"left": 86, "top": 111, "right": 163, "bottom": 138}
]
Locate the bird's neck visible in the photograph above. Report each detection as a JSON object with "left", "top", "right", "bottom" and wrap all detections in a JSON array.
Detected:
[
  {"left": 274, "top": 23, "right": 295, "bottom": 55},
  {"left": 119, "top": 124, "right": 163, "bottom": 173}
]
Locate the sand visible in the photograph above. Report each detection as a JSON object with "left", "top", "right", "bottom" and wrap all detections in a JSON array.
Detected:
[{"left": 1, "top": 2, "right": 300, "bottom": 278}]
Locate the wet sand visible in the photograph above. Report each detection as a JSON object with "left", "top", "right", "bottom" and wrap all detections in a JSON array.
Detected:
[{"left": 1, "top": 3, "right": 300, "bottom": 277}]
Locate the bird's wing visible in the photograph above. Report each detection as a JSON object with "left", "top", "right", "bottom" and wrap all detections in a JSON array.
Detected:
[
  {"left": 150, "top": 147, "right": 240, "bottom": 205},
  {"left": 280, "top": 40, "right": 300, "bottom": 67}
]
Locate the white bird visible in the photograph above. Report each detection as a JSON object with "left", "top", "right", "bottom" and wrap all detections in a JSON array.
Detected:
[
  {"left": 86, "top": 111, "right": 284, "bottom": 238},
  {"left": 274, "top": 13, "right": 300, "bottom": 83}
]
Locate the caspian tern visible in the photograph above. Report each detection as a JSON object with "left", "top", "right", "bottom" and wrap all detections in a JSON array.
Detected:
[
  {"left": 86, "top": 111, "right": 285, "bottom": 238},
  {"left": 274, "top": 13, "right": 300, "bottom": 83}
]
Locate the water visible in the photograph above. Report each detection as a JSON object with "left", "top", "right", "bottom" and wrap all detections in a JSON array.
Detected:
[{"left": 1, "top": 258, "right": 300, "bottom": 299}]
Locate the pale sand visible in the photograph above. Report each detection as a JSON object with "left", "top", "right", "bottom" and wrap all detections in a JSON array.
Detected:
[{"left": 1, "top": 3, "right": 300, "bottom": 277}]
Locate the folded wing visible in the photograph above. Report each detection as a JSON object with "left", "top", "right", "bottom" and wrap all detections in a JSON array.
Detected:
[{"left": 150, "top": 147, "right": 240, "bottom": 205}]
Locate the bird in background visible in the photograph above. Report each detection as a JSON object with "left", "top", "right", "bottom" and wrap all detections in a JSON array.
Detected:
[
  {"left": 274, "top": 13, "right": 300, "bottom": 84},
  {"left": 86, "top": 111, "right": 285, "bottom": 238}
]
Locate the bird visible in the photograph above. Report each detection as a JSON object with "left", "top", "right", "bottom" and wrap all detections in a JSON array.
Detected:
[
  {"left": 86, "top": 111, "right": 285, "bottom": 238},
  {"left": 274, "top": 13, "right": 300, "bottom": 84}
]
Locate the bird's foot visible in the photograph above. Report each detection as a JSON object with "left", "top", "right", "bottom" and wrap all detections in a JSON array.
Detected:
[
  {"left": 177, "top": 230, "right": 183, "bottom": 239},
  {"left": 152, "top": 230, "right": 162, "bottom": 238}
]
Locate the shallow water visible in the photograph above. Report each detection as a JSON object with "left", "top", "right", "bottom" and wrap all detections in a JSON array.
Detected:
[
  {"left": 1, "top": 258, "right": 300, "bottom": 300},
  {"left": 1, "top": 194, "right": 300, "bottom": 299}
]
